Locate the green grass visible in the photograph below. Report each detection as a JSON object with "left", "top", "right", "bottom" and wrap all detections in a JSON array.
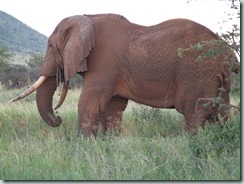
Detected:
[{"left": 0, "top": 85, "right": 240, "bottom": 180}]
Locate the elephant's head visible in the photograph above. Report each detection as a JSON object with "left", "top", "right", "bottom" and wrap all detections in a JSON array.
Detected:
[{"left": 11, "top": 15, "right": 95, "bottom": 127}]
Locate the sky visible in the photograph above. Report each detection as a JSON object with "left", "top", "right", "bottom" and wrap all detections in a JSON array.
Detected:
[{"left": 0, "top": 0, "right": 240, "bottom": 37}]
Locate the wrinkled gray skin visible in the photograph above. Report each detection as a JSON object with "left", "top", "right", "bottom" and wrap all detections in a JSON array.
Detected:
[{"left": 35, "top": 13, "right": 238, "bottom": 137}]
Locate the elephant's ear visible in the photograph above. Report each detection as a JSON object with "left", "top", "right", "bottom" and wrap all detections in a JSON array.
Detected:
[{"left": 63, "top": 16, "right": 95, "bottom": 82}]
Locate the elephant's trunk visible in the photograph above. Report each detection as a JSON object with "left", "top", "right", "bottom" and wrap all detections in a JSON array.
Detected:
[{"left": 36, "top": 77, "right": 62, "bottom": 127}]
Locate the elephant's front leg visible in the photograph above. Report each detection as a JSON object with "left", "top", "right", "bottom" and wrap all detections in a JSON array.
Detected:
[{"left": 78, "top": 90, "right": 111, "bottom": 138}]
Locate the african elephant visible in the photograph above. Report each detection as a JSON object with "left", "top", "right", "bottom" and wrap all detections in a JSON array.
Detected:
[{"left": 12, "top": 13, "right": 238, "bottom": 136}]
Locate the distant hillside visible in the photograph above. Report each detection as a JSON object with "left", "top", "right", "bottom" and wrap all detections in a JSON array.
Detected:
[{"left": 0, "top": 10, "right": 47, "bottom": 54}]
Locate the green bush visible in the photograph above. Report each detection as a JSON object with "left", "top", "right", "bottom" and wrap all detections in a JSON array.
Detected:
[{"left": 188, "top": 114, "right": 240, "bottom": 159}]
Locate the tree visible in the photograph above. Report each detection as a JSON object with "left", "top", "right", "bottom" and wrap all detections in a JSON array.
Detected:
[
  {"left": 0, "top": 46, "right": 30, "bottom": 89},
  {"left": 183, "top": 0, "right": 240, "bottom": 78},
  {"left": 186, "top": 0, "right": 240, "bottom": 58},
  {"left": 0, "top": 46, "right": 12, "bottom": 87},
  {"left": 220, "top": 0, "right": 240, "bottom": 58},
  {"left": 220, "top": 0, "right": 240, "bottom": 96},
  {"left": 0, "top": 46, "right": 12, "bottom": 72},
  {"left": 26, "top": 53, "right": 43, "bottom": 68},
  {"left": 178, "top": 0, "right": 240, "bottom": 115},
  {"left": 3, "top": 65, "right": 28, "bottom": 88}
]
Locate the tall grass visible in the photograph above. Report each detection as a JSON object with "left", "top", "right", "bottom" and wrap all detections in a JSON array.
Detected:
[{"left": 0, "top": 86, "right": 240, "bottom": 180}]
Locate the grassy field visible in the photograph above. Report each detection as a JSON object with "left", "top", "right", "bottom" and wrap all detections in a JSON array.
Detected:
[{"left": 0, "top": 85, "right": 240, "bottom": 180}]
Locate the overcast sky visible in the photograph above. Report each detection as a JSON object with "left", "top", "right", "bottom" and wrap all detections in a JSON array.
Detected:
[{"left": 0, "top": 0, "right": 240, "bottom": 37}]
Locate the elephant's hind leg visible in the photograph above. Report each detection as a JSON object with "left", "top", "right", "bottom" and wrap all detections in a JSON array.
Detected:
[
  {"left": 100, "top": 97, "right": 128, "bottom": 135},
  {"left": 185, "top": 110, "right": 210, "bottom": 134},
  {"left": 184, "top": 98, "right": 215, "bottom": 134}
]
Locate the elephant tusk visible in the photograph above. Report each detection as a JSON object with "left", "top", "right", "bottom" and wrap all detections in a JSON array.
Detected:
[
  {"left": 54, "top": 82, "right": 69, "bottom": 110},
  {"left": 11, "top": 76, "right": 48, "bottom": 102}
]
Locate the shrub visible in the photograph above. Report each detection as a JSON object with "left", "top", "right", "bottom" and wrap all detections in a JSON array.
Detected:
[{"left": 188, "top": 113, "right": 240, "bottom": 159}]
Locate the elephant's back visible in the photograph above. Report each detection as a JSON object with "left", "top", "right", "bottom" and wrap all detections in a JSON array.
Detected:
[
  {"left": 156, "top": 18, "right": 218, "bottom": 45},
  {"left": 129, "top": 18, "right": 219, "bottom": 55},
  {"left": 157, "top": 18, "right": 216, "bottom": 35}
]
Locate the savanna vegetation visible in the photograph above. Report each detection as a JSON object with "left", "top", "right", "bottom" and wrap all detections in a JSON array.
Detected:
[
  {"left": 0, "top": 10, "right": 47, "bottom": 89},
  {"left": 0, "top": 86, "right": 240, "bottom": 180},
  {"left": 0, "top": 46, "right": 83, "bottom": 89},
  {"left": 0, "top": 0, "right": 240, "bottom": 181}
]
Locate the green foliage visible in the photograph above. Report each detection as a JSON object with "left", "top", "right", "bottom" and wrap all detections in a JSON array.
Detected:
[
  {"left": 220, "top": 0, "right": 240, "bottom": 97},
  {"left": 0, "top": 46, "right": 29, "bottom": 88},
  {"left": 0, "top": 46, "right": 82, "bottom": 89},
  {"left": 221, "top": 25, "right": 240, "bottom": 58},
  {"left": 231, "top": 74, "right": 240, "bottom": 96},
  {"left": 0, "top": 45, "right": 12, "bottom": 71},
  {"left": 26, "top": 53, "right": 44, "bottom": 68},
  {"left": 177, "top": 24, "right": 240, "bottom": 112},
  {"left": 0, "top": 89, "right": 240, "bottom": 180},
  {"left": 188, "top": 115, "right": 240, "bottom": 159},
  {"left": 0, "top": 11, "right": 47, "bottom": 54},
  {"left": 178, "top": 39, "right": 236, "bottom": 62},
  {"left": 221, "top": 0, "right": 240, "bottom": 58},
  {"left": 177, "top": 38, "right": 240, "bottom": 109},
  {"left": 181, "top": 0, "right": 240, "bottom": 98},
  {"left": 1, "top": 65, "right": 28, "bottom": 88}
]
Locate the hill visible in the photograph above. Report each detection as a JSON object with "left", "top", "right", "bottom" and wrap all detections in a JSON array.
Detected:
[{"left": 0, "top": 10, "right": 47, "bottom": 54}]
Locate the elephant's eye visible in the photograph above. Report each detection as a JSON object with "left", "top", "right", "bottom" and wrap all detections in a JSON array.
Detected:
[{"left": 48, "top": 43, "right": 53, "bottom": 48}]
